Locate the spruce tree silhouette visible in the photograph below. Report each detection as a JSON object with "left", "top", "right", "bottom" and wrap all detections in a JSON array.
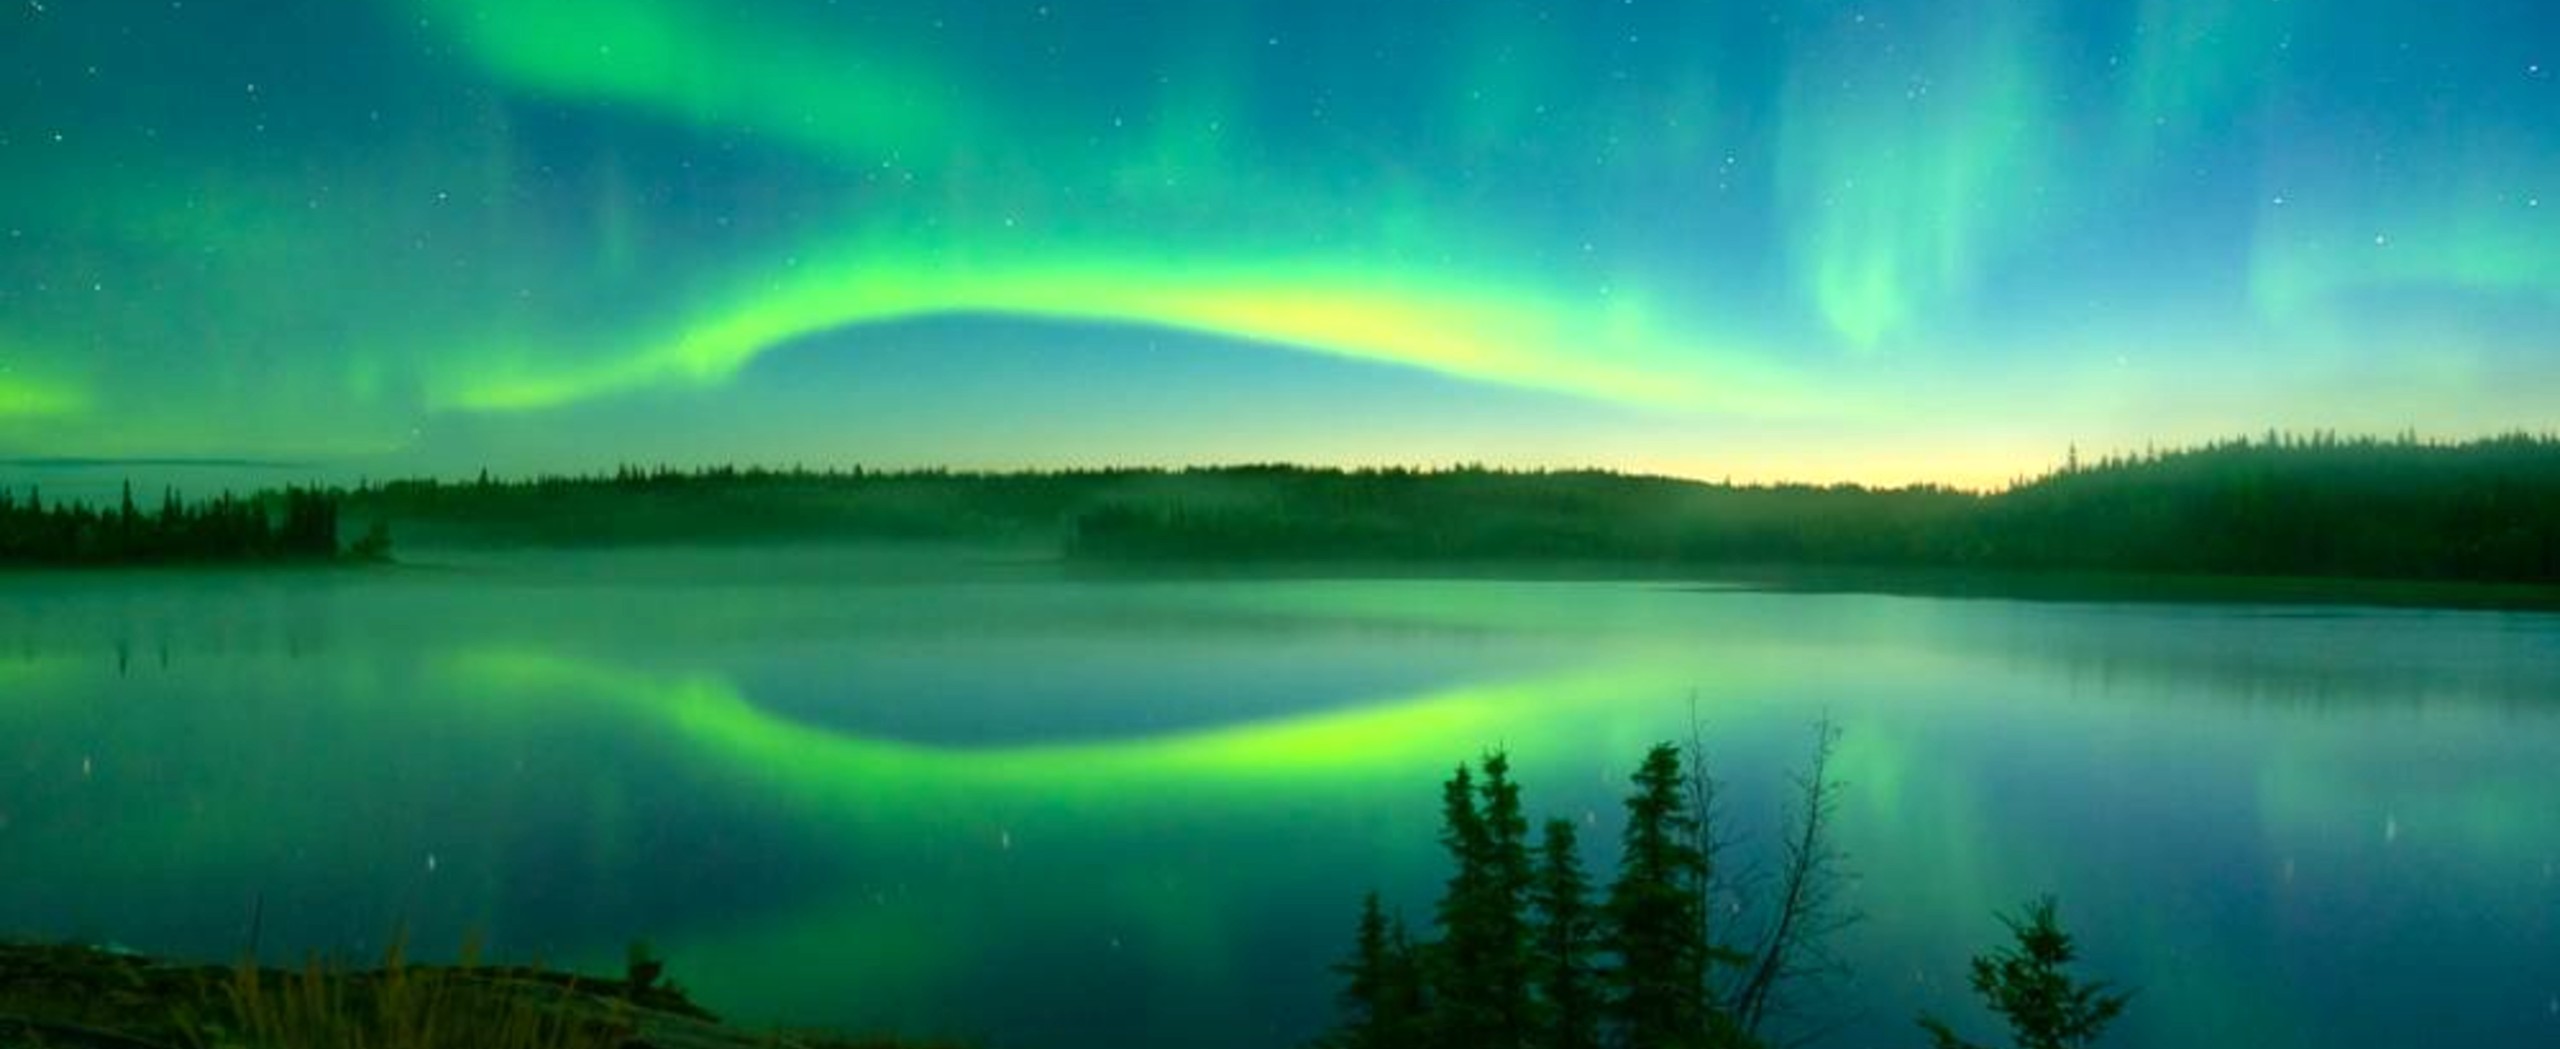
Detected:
[
  {"left": 1531, "top": 817, "right": 1601, "bottom": 1049},
  {"left": 1603, "top": 744, "right": 1721, "bottom": 1048},
  {"left": 1326, "top": 892, "right": 1425, "bottom": 1049},
  {"left": 1920, "top": 897, "right": 2128, "bottom": 1049}
]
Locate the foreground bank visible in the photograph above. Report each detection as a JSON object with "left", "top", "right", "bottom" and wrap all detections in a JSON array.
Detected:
[{"left": 0, "top": 941, "right": 957, "bottom": 1049}]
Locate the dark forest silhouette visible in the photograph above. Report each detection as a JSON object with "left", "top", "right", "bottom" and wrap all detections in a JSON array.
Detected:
[
  {"left": 1317, "top": 735, "right": 2121, "bottom": 1049},
  {"left": 15, "top": 432, "right": 2558, "bottom": 583},
  {"left": 1067, "top": 433, "right": 2560, "bottom": 583},
  {"left": 333, "top": 433, "right": 2560, "bottom": 587},
  {"left": 1320, "top": 745, "right": 1781, "bottom": 1049},
  {"left": 0, "top": 483, "right": 370, "bottom": 565}
]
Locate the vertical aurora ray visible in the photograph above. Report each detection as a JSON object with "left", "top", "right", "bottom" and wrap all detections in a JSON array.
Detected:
[
  {"left": 1775, "top": 3, "right": 2062, "bottom": 350},
  {"left": 2118, "top": 0, "right": 2297, "bottom": 154}
]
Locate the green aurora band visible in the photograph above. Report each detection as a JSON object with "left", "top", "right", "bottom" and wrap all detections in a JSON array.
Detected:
[
  {"left": 440, "top": 244, "right": 1802, "bottom": 414},
  {"left": 0, "top": 0, "right": 2553, "bottom": 478}
]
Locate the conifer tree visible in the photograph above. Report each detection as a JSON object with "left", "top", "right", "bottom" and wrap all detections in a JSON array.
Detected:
[
  {"left": 1433, "top": 757, "right": 1525, "bottom": 1049},
  {"left": 1379, "top": 914, "right": 1428, "bottom": 1049},
  {"left": 1531, "top": 817, "right": 1601, "bottom": 1049},
  {"left": 1920, "top": 897, "right": 2128, "bottom": 1049},
  {"left": 1328, "top": 892, "right": 1425, "bottom": 1049},
  {"left": 1429, "top": 762, "right": 1486, "bottom": 1046},
  {"left": 1603, "top": 744, "right": 1723, "bottom": 1048},
  {"left": 1476, "top": 752, "right": 1536, "bottom": 1047}
]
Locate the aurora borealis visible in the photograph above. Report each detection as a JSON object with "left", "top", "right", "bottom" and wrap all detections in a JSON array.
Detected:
[{"left": 2, "top": 0, "right": 2553, "bottom": 483}]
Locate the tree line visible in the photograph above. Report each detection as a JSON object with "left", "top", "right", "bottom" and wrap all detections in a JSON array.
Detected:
[
  {"left": 1322, "top": 733, "right": 2127, "bottom": 1049},
  {"left": 349, "top": 464, "right": 1124, "bottom": 546},
  {"left": 0, "top": 483, "right": 384, "bottom": 566},
  {"left": 59, "top": 430, "right": 2556, "bottom": 583},
  {"left": 329, "top": 433, "right": 2560, "bottom": 587},
  {"left": 1072, "top": 434, "right": 2560, "bottom": 584}
]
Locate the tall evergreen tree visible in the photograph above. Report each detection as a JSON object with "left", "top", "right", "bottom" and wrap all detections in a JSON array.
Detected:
[
  {"left": 1430, "top": 762, "right": 1487, "bottom": 1048},
  {"left": 1475, "top": 752, "right": 1536, "bottom": 1046},
  {"left": 1380, "top": 914, "right": 1428, "bottom": 1049},
  {"left": 1603, "top": 744, "right": 1729, "bottom": 1049},
  {"left": 1328, "top": 892, "right": 1425, "bottom": 1049},
  {"left": 1421, "top": 754, "right": 1539, "bottom": 1049},
  {"left": 1531, "top": 818, "right": 1601, "bottom": 1049},
  {"left": 115, "top": 480, "right": 139, "bottom": 555},
  {"left": 1429, "top": 760, "right": 1520, "bottom": 1049}
]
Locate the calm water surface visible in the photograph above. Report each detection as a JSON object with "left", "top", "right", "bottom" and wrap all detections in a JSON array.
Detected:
[{"left": 4, "top": 548, "right": 2557, "bottom": 1047}]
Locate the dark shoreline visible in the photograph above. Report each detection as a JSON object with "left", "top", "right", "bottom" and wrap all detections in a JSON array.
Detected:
[
  {"left": 0, "top": 941, "right": 949, "bottom": 1049},
  {"left": 1062, "top": 557, "right": 2560, "bottom": 612},
  {"left": 14, "top": 546, "right": 2560, "bottom": 614},
  {"left": 1708, "top": 563, "right": 2560, "bottom": 613}
]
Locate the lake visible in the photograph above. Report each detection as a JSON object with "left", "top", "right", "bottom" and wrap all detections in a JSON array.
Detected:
[{"left": 3, "top": 547, "right": 2557, "bottom": 1047}]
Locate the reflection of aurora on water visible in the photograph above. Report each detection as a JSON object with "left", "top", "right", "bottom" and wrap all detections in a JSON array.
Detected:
[{"left": 5, "top": 567, "right": 2556, "bottom": 1048}]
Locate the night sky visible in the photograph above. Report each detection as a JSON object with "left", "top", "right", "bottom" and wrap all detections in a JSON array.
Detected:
[{"left": 2, "top": 0, "right": 2553, "bottom": 485}]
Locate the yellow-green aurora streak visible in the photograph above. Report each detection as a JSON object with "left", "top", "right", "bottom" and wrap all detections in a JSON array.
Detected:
[
  {"left": 2, "top": 0, "right": 2553, "bottom": 474},
  {"left": 435, "top": 246, "right": 1809, "bottom": 415}
]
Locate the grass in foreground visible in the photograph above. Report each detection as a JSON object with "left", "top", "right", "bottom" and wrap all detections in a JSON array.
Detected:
[
  {"left": 0, "top": 937, "right": 965, "bottom": 1049},
  {"left": 202, "top": 939, "right": 625, "bottom": 1049}
]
